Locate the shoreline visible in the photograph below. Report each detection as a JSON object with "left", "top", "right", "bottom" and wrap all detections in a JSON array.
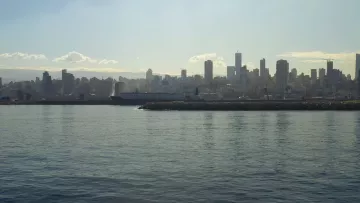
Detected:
[{"left": 138, "top": 101, "right": 360, "bottom": 111}]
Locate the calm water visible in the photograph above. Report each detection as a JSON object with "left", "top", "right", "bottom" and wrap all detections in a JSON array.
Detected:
[{"left": 1, "top": 106, "right": 360, "bottom": 203}]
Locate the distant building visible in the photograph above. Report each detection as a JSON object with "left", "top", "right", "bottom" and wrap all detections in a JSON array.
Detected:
[
  {"left": 289, "top": 68, "right": 297, "bottom": 82},
  {"left": 311, "top": 69, "right": 317, "bottom": 85},
  {"left": 260, "top": 58, "right": 266, "bottom": 78},
  {"left": 181, "top": 69, "right": 187, "bottom": 79},
  {"left": 0, "top": 77, "right": 2, "bottom": 88},
  {"left": 276, "top": 59, "right": 289, "bottom": 98},
  {"left": 42, "top": 71, "right": 52, "bottom": 96},
  {"left": 356, "top": 54, "right": 360, "bottom": 79},
  {"left": 326, "top": 60, "right": 334, "bottom": 87},
  {"left": 235, "top": 52, "right": 242, "bottom": 80},
  {"left": 62, "top": 69, "right": 75, "bottom": 95},
  {"left": 146, "top": 69, "right": 153, "bottom": 82},
  {"left": 204, "top": 60, "right": 213, "bottom": 83},
  {"left": 226, "top": 66, "right": 236, "bottom": 81},
  {"left": 319, "top": 68, "right": 326, "bottom": 87},
  {"left": 114, "top": 82, "right": 126, "bottom": 96}
]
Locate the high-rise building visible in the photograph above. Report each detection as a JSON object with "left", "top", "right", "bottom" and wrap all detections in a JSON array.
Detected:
[
  {"left": 42, "top": 71, "right": 52, "bottom": 96},
  {"left": 204, "top": 60, "right": 213, "bottom": 83},
  {"left": 356, "top": 54, "right": 360, "bottom": 79},
  {"left": 62, "top": 69, "right": 75, "bottom": 95},
  {"left": 319, "top": 68, "right": 326, "bottom": 86},
  {"left": 235, "top": 52, "right": 242, "bottom": 79},
  {"left": 311, "top": 69, "right": 317, "bottom": 85},
  {"left": 275, "top": 59, "right": 289, "bottom": 97},
  {"left": 146, "top": 69, "right": 153, "bottom": 81},
  {"left": 227, "top": 66, "right": 236, "bottom": 81},
  {"left": 181, "top": 69, "right": 187, "bottom": 79},
  {"left": 326, "top": 60, "right": 334, "bottom": 87},
  {"left": 260, "top": 58, "right": 266, "bottom": 78},
  {"left": 0, "top": 77, "right": 2, "bottom": 88}
]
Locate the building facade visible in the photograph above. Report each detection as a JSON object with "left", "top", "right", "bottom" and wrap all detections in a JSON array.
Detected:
[
  {"left": 275, "top": 59, "right": 289, "bottom": 97},
  {"left": 204, "top": 60, "right": 213, "bottom": 83}
]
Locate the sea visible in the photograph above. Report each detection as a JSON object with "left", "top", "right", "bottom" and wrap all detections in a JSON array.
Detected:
[{"left": 0, "top": 105, "right": 360, "bottom": 203}]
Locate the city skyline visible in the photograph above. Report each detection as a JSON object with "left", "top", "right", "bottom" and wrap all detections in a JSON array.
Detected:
[{"left": 1, "top": 0, "right": 360, "bottom": 77}]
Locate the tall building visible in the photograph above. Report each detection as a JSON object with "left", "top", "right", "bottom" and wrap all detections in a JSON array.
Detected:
[
  {"left": 311, "top": 69, "right": 317, "bottom": 85},
  {"left": 275, "top": 59, "right": 289, "bottom": 97},
  {"left": 0, "top": 77, "right": 2, "bottom": 88},
  {"left": 260, "top": 58, "right": 266, "bottom": 78},
  {"left": 227, "top": 66, "right": 236, "bottom": 81},
  {"left": 204, "top": 60, "right": 213, "bottom": 83},
  {"left": 356, "top": 54, "right": 360, "bottom": 79},
  {"left": 181, "top": 69, "right": 187, "bottom": 79},
  {"left": 326, "top": 60, "right": 334, "bottom": 87},
  {"left": 42, "top": 71, "right": 52, "bottom": 96},
  {"left": 319, "top": 68, "right": 326, "bottom": 87},
  {"left": 146, "top": 69, "right": 153, "bottom": 81},
  {"left": 235, "top": 52, "right": 242, "bottom": 79},
  {"left": 62, "top": 69, "right": 75, "bottom": 95}
]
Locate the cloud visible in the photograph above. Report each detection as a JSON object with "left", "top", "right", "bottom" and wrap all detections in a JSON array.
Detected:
[
  {"left": 0, "top": 52, "right": 47, "bottom": 60},
  {"left": 277, "top": 51, "right": 358, "bottom": 61},
  {"left": 98, "top": 59, "right": 118, "bottom": 65},
  {"left": 53, "top": 51, "right": 119, "bottom": 65},
  {"left": 53, "top": 51, "right": 97, "bottom": 63},
  {"left": 188, "top": 53, "right": 227, "bottom": 68},
  {"left": 244, "top": 62, "right": 256, "bottom": 70}
]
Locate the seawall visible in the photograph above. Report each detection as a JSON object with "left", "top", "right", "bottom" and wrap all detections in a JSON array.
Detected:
[{"left": 139, "top": 101, "right": 360, "bottom": 111}]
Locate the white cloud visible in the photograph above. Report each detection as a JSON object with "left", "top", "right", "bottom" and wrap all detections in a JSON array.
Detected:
[
  {"left": 0, "top": 52, "right": 47, "bottom": 60},
  {"left": 188, "top": 53, "right": 227, "bottom": 68},
  {"left": 98, "top": 59, "right": 118, "bottom": 65},
  {"left": 53, "top": 51, "right": 119, "bottom": 65},
  {"left": 244, "top": 62, "right": 256, "bottom": 70},
  {"left": 277, "top": 51, "right": 358, "bottom": 61},
  {"left": 53, "top": 51, "right": 97, "bottom": 63}
]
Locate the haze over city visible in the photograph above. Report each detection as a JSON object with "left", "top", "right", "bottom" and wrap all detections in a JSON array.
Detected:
[{"left": 1, "top": 0, "right": 360, "bottom": 80}]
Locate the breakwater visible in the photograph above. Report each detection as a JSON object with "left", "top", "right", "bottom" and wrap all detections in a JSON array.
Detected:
[
  {"left": 139, "top": 101, "right": 360, "bottom": 111},
  {"left": 0, "top": 100, "right": 119, "bottom": 105}
]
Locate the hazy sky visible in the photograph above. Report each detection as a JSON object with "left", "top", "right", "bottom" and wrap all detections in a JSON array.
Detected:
[{"left": 0, "top": 0, "right": 359, "bottom": 77}]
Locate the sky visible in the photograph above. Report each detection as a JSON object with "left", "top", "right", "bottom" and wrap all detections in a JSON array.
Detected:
[{"left": 1, "top": 0, "right": 360, "bottom": 78}]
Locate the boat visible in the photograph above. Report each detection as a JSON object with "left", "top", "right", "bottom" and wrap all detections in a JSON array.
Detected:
[{"left": 110, "top": 92, "right": 186, "bottom": 105}]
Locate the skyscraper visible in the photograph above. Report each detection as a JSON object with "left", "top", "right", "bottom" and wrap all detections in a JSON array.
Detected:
[
  {"left": 146, "top": 69, "right": 153, "bottom": 81},
  {"left": 181, "top": 69, "right": 187, "bottom": 79},
  {"left": 0, "top": 77, "right": 2, "bottom": 88},
  {"left": 62, "top": 69, "right": 75, "bottom": 95},
  {"left": 260, "top": 58, "right": 266, "bottom": 78},
  {"left": 356, "top": 54, "right": 360, "bottom": 79},
  {"left": 227, "top": 66, "right": 236, "bottom": 81},
  {"left": 311, "top": 69, "right": 317, "bottom": 85},
  {"left": 326, "top": 60, "right": 334, "bottom": 87},
  {"left": 275, "top": 59, "right": 289, "bottom": 98},
  {"left": 204, "top": 60, "right": 213, "bottom": 83},
  {"left": 235, "top": 52, "right": 242, "bottom": 80}
]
